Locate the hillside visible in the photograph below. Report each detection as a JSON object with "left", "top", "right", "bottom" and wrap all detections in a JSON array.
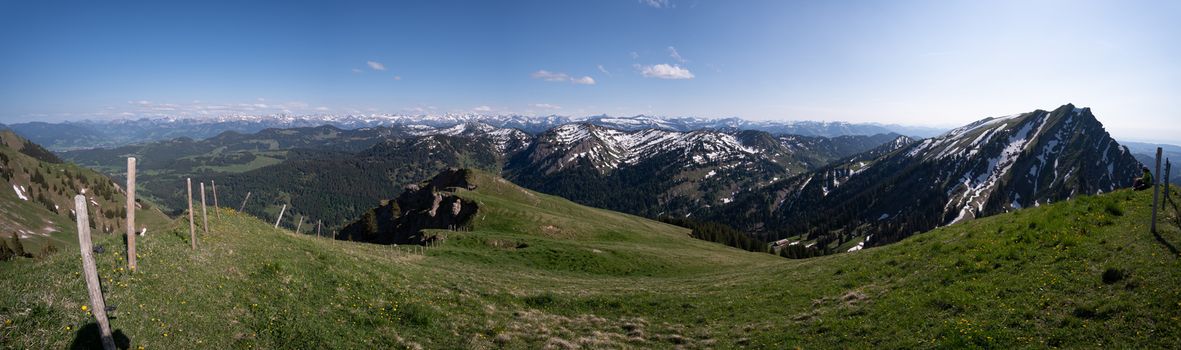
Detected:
[
  {"left": 2, "top": 170, "right": 1179, "bottom": 348},
  {"left": 0, "top": 130, "right": 171, "bottom": 252}
]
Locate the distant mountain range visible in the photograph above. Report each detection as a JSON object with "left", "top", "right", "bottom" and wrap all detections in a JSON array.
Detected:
[
  {"left": 47, "top": 103, "right": 1144, "bottom": 257},
  {"left": 8, "top": 114, "right": 947, "bottom": 151}
]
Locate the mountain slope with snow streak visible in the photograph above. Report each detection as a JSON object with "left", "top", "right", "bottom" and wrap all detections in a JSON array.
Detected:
[
  {"left": 713, "top": 104, "right": 1141, "bottom": 254},
  {"left": 504, "top": 123, "right": 903, "bottom": 218}
]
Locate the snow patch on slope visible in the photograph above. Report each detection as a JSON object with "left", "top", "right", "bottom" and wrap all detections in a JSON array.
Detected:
[{"left": 12, "top": 185, "right": 28, "bottom": 201}]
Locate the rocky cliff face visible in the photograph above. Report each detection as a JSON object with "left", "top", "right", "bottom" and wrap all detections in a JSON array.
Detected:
[{"left": 339, "top": 168, "right": 479, "bottom": 244}]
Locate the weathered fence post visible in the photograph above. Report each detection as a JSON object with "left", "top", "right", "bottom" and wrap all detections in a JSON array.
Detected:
[
  {"left": 187, "top": 178, "right": 196, "bottom": 249},
  {"left": 75, "top": 195, "right": 116, "bottom": 350},
  {"left": 200, "top": 182, "right": 208, "bottom": 235},
  {"left": 126, "top": 157, "right": 136, "bottom": 271},
  {"left": 1152, "top": 147, "right": 1162, "bottom": 234},
  {"left": 316, "top": 220, "right": 322, "bottom": 238},
  {"left": 275, "top": 204, "right": 287, "bottom": 229},
  {"left": 211, "top": 180, "right": 221, "bottom": 220},
  {"left": 295, "top": 215, "right": 304, "bottom": 235},
  {"left": 239, "top": 191, "right": 252, "bottom": 212},
  {"left": 1165, "top": 159, "right": 1172, "bottom": 203}
]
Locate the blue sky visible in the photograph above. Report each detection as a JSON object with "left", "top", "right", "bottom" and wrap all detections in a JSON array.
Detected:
[{"left": 1, "top": 0, "right": 1179, "bottom": 142}]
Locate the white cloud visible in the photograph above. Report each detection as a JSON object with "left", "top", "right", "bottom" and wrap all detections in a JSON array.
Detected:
[
  {"left": 640, "top": 64, "right": 695, "bottom": 79},
  {"left": 668, "top": 46, "right": 687, "bottom": 63},
  {"left": 640, "top": 0, "right": 673, "bottom": 8},
  {"left": 393, "top": 75, "right": 402, "bottom": 81},
  {"left": 315, "top": 106, "right": 330, "bottom": 111},
  {"left": 531, "top": 103, "right": 562, "bottom": 110},
  {"left": 597, "top": 64, "right": 611, "bottom": 76},
  {"left": 572, "top": 76, "right": 596, "bottom": 85},
  {"left": 472, "top": 105, "right": 493, "bottom": 113},
  {"left": 531, "top": 70, "right": 595, "bottom": 85},
  {"left": 118, "top": 99, "right": 323, "bottom": 118},
  {"left": 352, "top": 68, "right": 362, "bottom": 74},
  {"left": 531, "top": 70, "right": 570, "bottom": 82},
  {"left": 366, "top": 61, "right": 387, "bottom": 71},
  {"left": 630, "top": 51, "right": 640, "bottom": 59}
]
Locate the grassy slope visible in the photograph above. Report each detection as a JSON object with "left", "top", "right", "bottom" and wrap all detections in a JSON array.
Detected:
[
  {"left": 0, "top": 143, "right": 172, "bottom": 252},
  {"left": 1, "top": 172, "right": 1179, "bottom": 348}
]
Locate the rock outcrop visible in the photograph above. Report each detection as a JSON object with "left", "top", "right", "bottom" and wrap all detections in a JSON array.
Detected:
[{"left": 339, "top": 168, "right": 479, "bottom": 244}]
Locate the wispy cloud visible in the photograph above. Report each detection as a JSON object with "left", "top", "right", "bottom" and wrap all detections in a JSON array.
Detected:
[
  {"left": 630, "top": 51, "right": 640, "bottom": 59},
  {"left": 531, "top": 70, "right": 570, "bottom": 82},
  {"left": 668, "top": 46, "right": 687, "bottom": 63},
  {"left": 351, "top": 68, "right": 362, "bottom": 74},
  {"left": 119, "top": 99, "right": 320, "bottom": 117},
  {"left": 472, "top": 105, "right": 493, "bottom": 113},
  {"left": 531, "top": 70, "right": 596, "bottom": 85},
  {"left": 639, "top": 64, "right": 694, "bottom": 79},
  {"left": 403, "top": 105, "right": 437, "bottom": 114},
  {"left": 366, "top": 60, "right": 387, "bottom": 71},
  {"left": 597, "top": 64, "right": 611, "bottom": 76},
  {"left": 531, "top": 103, "right": 562, "bottom": 110},
  {"left": 639, "top": 0, "right": 673, "bottom": 8}
]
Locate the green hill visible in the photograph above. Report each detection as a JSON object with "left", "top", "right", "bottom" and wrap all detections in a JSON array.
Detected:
[
  {"left": 2, "top": 170, "right": 1179, "bottom": 348},
  {"left": 0, "top": 130, "right": 171, "bottom": 253}
]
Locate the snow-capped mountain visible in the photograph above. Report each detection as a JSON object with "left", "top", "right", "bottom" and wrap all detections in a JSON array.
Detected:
[
  {"left": 510, "top": 123, "right": 762, "bottom": 174},
  {"left": 504, "top": 123, "right": 904, "bottom": 217},
  {"left": 712, "top": 104, "right": 1142, "bottom": 254},
  {"left": 408, "top": 122, "right": 532, "bottom": 154}
]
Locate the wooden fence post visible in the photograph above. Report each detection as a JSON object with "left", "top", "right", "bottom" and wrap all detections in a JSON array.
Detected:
[
  {"left": 75, "top": 195, "right": 116, "bottom": 350},
  {"left": 295, "top": 215, "right": 304, "bottom": 235},
  {"left": 275, "top": 204, "right": 287, "bottom": 229},
  {"left": 239, "top": 191, "right": 252, "bottom": 212},
  {"left": 200, "top": 182, "right": 208, "bottom": 234},
  {"left": 1152, "top": 147, "right": 1162, "bottom": 234},
  {"left": 316, "top": 220, "right": 322, "bottom": 238},
  {"left": 211, "top": 180, "right": 221, "bottom": 220},
  {"left": 126, "top": 157, "right": 136, "bottom": 271},
  {"left": 1165, "top": 159, "right": 1171, "bottom": 203},
  {"left": 1162, "top": 158, "right": 1171, "bottom": 206},
  {"left": 187, "top": 178, "right": 196, "bottom": 250}
]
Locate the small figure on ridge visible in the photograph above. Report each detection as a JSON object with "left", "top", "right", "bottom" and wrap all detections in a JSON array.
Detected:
[{"left": 1133, "top": 166, "right": 1154, "bottom": 191}]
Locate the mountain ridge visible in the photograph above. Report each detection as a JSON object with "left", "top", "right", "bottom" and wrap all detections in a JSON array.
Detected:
[{"left": 712, "top": 103, "right": 1142, "bottom": 254}]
